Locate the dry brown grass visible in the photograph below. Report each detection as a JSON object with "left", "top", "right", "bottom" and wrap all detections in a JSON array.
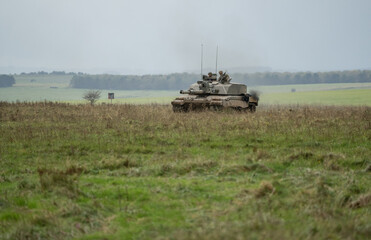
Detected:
[
  {"left": 37, "top": 165, "right": 84, "bottom": 197},
  {"left": 254, "top": 180, "right": 275, "bottom": 198},
  {"left": 348, "top": 193, "right": 371, "bottom": 209}
]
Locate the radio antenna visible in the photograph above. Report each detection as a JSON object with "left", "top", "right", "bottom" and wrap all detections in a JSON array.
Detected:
[
  {"left": 200, "top": 44, "right": 204, "bottom": 78},
  {"left": 215, "top": 45, "right": 218, "bottom": 74}
]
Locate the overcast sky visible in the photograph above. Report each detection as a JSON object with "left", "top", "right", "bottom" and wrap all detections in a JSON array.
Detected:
[{"left": 0, "top": 0, "right": 370, "bottom": 74}]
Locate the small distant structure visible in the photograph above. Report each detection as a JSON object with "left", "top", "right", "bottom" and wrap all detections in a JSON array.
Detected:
[
  {"left": 108, "top": 93, "right": 114, "bottom": 104},
  {"left": 50, "top": 86, "right": 58, "bottom": 89}
]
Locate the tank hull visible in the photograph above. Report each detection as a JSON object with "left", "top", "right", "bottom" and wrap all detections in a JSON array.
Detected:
[{"left": 171, "top": 94, "right": 258, "bottom": 112}]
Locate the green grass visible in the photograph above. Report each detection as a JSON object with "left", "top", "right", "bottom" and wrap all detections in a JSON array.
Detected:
[
  {"left": 2, "top": 86, "right": 371, "bottom": 106},
  {"left": 252, "top": 82, "right": 371, "bottom": 93},
  {"left": 1, "top": 80, "right": 371, "bottom": 105},
  {"left": 0, "top": 86, "right": 178, "bottom": 103},
  {"left": 262, "top": 89, "right": 371, "bottom": 105},
  {"left": 0, "top": 103, "right": 370, "bottom": 239}
]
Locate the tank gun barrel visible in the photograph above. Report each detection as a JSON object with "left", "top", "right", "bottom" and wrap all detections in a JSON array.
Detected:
[
  {"left": 180, "top": 90, "right": 190, "bottom": 94},
  {"left": 180, "top": 89, "right": 205, "bottom": 95}
]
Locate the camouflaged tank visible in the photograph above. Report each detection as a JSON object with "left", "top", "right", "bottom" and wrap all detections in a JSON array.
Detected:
[{"left": 171, "top": 73, "right": 258, "bottom": 112}]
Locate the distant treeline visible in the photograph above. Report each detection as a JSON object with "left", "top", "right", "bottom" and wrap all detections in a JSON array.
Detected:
[
  {"left": 0, "top": 75, "right": 15, "bottom": 87},
  {"left": 70, "top": 73, "right": 197, "bottom": 90},
  {"left": 19, "top": 71, "right": 84, "bottom": 76},
  {"left": 69, "top": 70, "right": 371, "bottom": 90}
]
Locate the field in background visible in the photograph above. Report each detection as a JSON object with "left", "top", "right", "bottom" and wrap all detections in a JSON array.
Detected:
[
  {"left": 0, "top": 103, "right": 370, "bottom": 239},
  {"left": 261, "top": 89, "right": 371, "bottom": 106},
  {"left": 1, "top": 86, "right": 371, "bottom": 106},
  {"left": 1, "top": 75, "right": 371, "bottom": 105},
  {"left": 253, "top": 82, "right": 371, "bottom": 93},
  {"left": 0, "top": 87, "right": 178, "bottom": 103},
  {"left": 14, "top": 74, "right": 73, "bottom": 88}
]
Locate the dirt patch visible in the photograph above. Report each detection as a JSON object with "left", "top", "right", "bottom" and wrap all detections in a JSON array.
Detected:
[{"left": 289, "top": 152, "right": 314, "bottom": 160}]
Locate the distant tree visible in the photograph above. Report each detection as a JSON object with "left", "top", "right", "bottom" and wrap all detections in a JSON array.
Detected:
[
  {"left": 0, "top": 75, "right": 15, "bottom": 87},
  {"left": 83, "top": 90, "right": 101, "bottom": 105},
  {"left": 51, "top": 71, "right": 66, "bottom": 75}
]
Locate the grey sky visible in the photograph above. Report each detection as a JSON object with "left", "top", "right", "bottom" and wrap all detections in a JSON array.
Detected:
[{"left": 0, "top": 0, "right": 370, "bottom": 74}]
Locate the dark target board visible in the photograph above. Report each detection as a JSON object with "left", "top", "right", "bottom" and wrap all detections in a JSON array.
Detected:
[{"left": 108, "top": 93, "right": 114, "bottom": 103}]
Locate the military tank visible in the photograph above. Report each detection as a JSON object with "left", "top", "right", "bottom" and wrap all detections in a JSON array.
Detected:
[{"left": 171, "top": 72, "right": 258, "bottom": 112}]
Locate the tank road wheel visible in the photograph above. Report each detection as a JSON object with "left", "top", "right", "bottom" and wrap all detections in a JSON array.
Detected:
[
  {"left": 248, "top": 104, "right": 257, "bottom": 112},
  {"left": 172, "top": 104, "right": 189, "bottom": 113},
  {"left": 211, "top": 105, "right": 222, "bottom": 111},
  {"left": 233, "top": 107, "right": 244, "bottom": 112},
  {"left": 173, "top": 105, "right": 184, "bottom": 112},
  {"left": 182, "top": 104, "right": 190, "bottom": 112},
  {"left": 172, "top": 105, "right": 182, "bottom": 112}
]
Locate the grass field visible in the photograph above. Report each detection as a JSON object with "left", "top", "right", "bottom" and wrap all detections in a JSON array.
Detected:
[
  {"left": 1, "top": 75, "right": 371, "bottom": 105},
  {"left": 1, "top": 85, "right": 371, "bottom": 106},
  {"left": 0, "top": 103, "right": 370, "bottom": 239},
  {"left": 0, "top": 86, "right": 178, "bottom": 103},
  {"left": 261, "top": 89, "right": 371, "bottom": 106},
  {"left": 253, "top": 82, "right": 371, "bottom": 93}
]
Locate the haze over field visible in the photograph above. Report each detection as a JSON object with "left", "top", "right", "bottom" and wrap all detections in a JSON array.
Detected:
[{"left": 1, "top": 0, "right": 371, "bottom": 74}]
